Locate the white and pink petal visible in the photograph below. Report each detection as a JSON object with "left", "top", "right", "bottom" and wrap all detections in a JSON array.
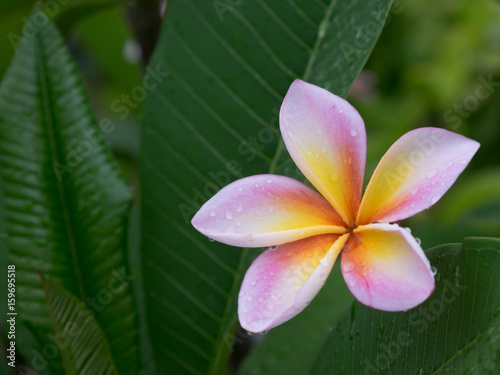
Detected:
[
  {"left": 341, "top": 223, "right": 435, "bottom": 311},
  {"left": 238, "top": 233, "right": 350, "bottom": 332},
  {"left": 280, "top": 79, "right": 367, "bottom": 226},
  {"left": 192, "top": 174, "right": 345, "bottom": 248},
  {"left": 356, "top": 127, "right": 480, "bottom": 225}
]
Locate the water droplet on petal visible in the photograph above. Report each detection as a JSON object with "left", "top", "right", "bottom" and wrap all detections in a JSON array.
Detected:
[
  {"left": 342, "top": 260, "right": 355, "bottom": 273},
  {"left": 235, "top": 204, "right": 243, "bottom": 213},
  {"left": 270, "top": 245, "right": 277, "bottom": 250},
  {"left": 431, "top": 266, "right": 437, "bottom": 276},
  {"left": 250, "top": 280, "right": 257, "bottom": 286},
  {"left": 239, "top": 291, "right": 245, "bottom": 297},
  {"left": 427, "top": 169, "right": 438, "bottom": 179},
  {"left": 461, "top": 159, "right": 468, "bottom": 164},
  {"left": 431, "top": 195, "right": 440, "bottom": 204},
  {"left": 246, "top": 296, "right": 253, "bottom": 302},
  {"left": 404, "top": 227, "right": 412, "bottom": 234},
  {"left": 254, "top": 183, "right": 259, "bottom": 188},
  {"left": 225, "top": 210, "right": 233, "bottom": 220},
  {"left": 266, "top": 178, "right": 272, "bottom": 184},
  {"left": 338, "top": 108, "right": 344, "bottom": 114},
  {"left": 415, "top": 237, "right": 421, "bottom": 245},
  {"left": 209, "top": 238, "right": 215, "bottom": 242},
  {"left": 447, "top": 161, "right": 453, "bottom": 167},
  {"left": 349, "top": 279, "right": 356, "bottom": 287},
  {"left": 209, "top": 211, "right": 216, "bottom": 217},
  {"left": 266, "top": 304, "right": 273, "bottom": 311},
  {"left": 237, "top": 187, "right": 243, "bottom": 192},
  {"left": 320, "top": 258, "right": 329, "bottom": 267},
  {"left": 350, "top": 128, "right": 358, "bottom": 137}
]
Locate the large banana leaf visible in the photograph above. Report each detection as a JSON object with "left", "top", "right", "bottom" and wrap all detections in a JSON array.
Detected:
[
  {"left": 140, "top": 0, "right": 393, "bottom": 374},
  {"left": 311, "top": 237, "right": 500, "bottom": 374},
  {"left": 0, "top": 8, "right": 138, "bottom": 374}
]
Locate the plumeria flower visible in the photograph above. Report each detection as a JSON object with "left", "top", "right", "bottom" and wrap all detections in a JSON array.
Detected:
[{"left": 192, "top": 80, "right": 479, "bottom": 333}]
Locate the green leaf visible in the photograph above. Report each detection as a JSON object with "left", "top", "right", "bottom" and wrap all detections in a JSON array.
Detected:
[
  {"left": 42, "top": 277, "right": 118, "bottom": 375},
  {"left": 311, "top": 237, "right": 500, "bottom": 374},
  {"left": 0, "top": 7, "right": 138, "bottom": 374},
  {"left": 140, "top": 0, "right": 392, "bottom": 374}
]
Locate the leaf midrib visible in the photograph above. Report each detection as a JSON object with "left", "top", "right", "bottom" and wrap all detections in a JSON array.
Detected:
[{"left": 35, "top": 34, "right": 85, "bottom": 301}]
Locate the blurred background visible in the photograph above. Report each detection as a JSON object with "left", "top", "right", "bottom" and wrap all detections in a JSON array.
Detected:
[{"left": 1, "top": 0, "right": 499, "bottom": 372}]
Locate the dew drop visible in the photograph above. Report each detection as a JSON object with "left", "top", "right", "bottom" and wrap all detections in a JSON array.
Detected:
[
  {"left": 349, "top": 279, "right": 356, "bottom": 287},
  {"left": 338, "top": 108, "right": 344, "bottom": 114},
  {"left": 431, "top": 195, "right": 440, "bottom": 204},
  {"left": 342, "top": 260, "right": 355, "bottom": 273},
  {"left": 239, "top": 291, "right": 245, "bottom": 297},
  {"left": 427, "top": 169, "right": 438, "bottom": 179},
  {"left": 266, "top": 304, "right": 273, "bottom": 311},
  {"left": 225, "top": 210, "right": 233, "bottom": 220},
  {"left": 404, "top": 227, "right": 412, "bottom": 234},
  {"left": 461, "top": 159, "right": 468, "bottom": 164},
  {"left": 209, "top": 211, "right": 216, "bottom": 217},
  {"left": 254, "top": 183, "right": 259, "bottom": 188},
  {"left": 431, "top": 266, "right": 438, "bottom": 276},
  {"left": 266, "top": 178, "right": 272, "bottom": 184},
  {"left": 250, "top": 280, "right": 257, "bottom": 286},
  {"left": 209, "top": 238, "right": 215, "bottom": 242},
  {"left": 235, "top": 204, "right": 243, "bottom": 213},
  {"left": 270, "top": 245, "right": 277, "bottom": 250},
  {"left": 246, "top": 296, "right": 253, "bottom": 302},
  {"left": 350, "top": 128, "right": 358, "bottom": 137},
  {"left": 447, "top": 161, "right": 453, "bottom": 167},
  {"left": 415, "top": 237, "right": 421, "bottom": 245},
  {"left": 237, "top": 187, "right": 243, "bottom": 192},
  {"left": 272, "top": 291, "right": 282, "bottom": 300},
  {"left": 320, "top": 258, "right": 329, "bottom": 267}
]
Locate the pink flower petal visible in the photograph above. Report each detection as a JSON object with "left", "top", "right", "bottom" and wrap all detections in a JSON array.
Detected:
[
  {"left": 280, "top": 79, "right": 366, "bottom": 226},
  {"left": 341, "top": 223, "right": 435, "bottom": 311},
  {"left": 192, "top": 175, "right": 345, "bottom": 248},
  {"left": 238, "top": 233, "right": 350, "bottom": 332},
  {"left": 356, "top": 127, "right": 480, "bottom": 225}
]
